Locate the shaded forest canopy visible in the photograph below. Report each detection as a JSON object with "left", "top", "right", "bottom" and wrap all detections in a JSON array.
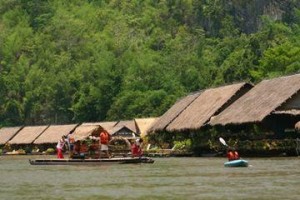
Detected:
[{"left": 0, "top": 0, "right": 300, "bottom": 127}]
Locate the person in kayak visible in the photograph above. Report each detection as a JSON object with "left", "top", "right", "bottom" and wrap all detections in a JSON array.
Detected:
[{"left": 227, "top": 147, "right": 240, "bottom": 161}]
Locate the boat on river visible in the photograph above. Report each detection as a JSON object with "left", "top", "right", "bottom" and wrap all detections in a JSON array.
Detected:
[
  {"left": 29, "top": 157, "right": 154, "bottom": 165},
  {"left": 224, "top": 159, "right": 248, "bottom": 167}
]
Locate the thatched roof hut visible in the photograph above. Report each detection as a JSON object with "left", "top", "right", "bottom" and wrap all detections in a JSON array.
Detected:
[
  {"left": 166, "top": 82, "right": 252, "bottom": 132},
  {"left": 110, "top": 126, "right": 137, "bottom": 139},
  {"left": 149, "top": 92, "right": 201, "bottom": 132},
  {"left": 210, "top": 74, "right": 300, "bottom": 126},
  {"left": 134, "top": 118, "right": 159, "bottom": 138},
  {"left": 33, "top": 124, "right": 79, "bottom": 144},
  {"left": 82, "top": 121, "right": 117, "bottom": 134},
  {"left": 82, "top": 120, "right": 136, "bottom": 134},
  {"left": 115, "top": 120, "right": 137, "bottom": 133},
  {"left": 72, "top": 125, "right": 101, "bottom": 141},
  {"left": 82, "top": 120, "right": 138, "bottom": 139},
  {"left": 0, "top": 127, "right": 23, "bottom": 145},
  {"left": 9, "top": 125, "right": 49, "bottom": 145}
]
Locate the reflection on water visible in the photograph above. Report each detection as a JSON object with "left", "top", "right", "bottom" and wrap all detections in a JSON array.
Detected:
[{"left": 0, "top": 156, "right": 299, "bottom": 200}]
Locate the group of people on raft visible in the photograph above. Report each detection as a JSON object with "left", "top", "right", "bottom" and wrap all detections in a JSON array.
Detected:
[{"left": 56, "top": 129, "right": 144, "bottom": 159}]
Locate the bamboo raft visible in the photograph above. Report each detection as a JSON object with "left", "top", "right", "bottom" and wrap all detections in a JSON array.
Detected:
[{"left": 29, "top": 157, "right": 154, "bottom": 165}]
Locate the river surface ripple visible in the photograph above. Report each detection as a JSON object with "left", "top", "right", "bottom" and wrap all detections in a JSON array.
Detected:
[{"left": 0, "top": 156, "right": 299, "bottom": 200}]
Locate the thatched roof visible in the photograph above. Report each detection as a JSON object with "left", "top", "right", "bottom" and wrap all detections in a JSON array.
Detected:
[
  {"left": 210, "top": 74, "right": 300, "bottom": 125},
  {"left": 110, "top": 126, "right": 136, "bottom": 138},
  {"left": 82, "top": 121, "right": 117, "bottom": 134},
  {"left": 72, "top": 125, "right": 101, "bottom": 141},
  {"left": 9, "top": 125, "right": 49, "bottom": 145},
  {"left": 0, "top": 127, "right": 23, "bottom": 145},
  {"left": 134, "top": 117, "right": 159, "bottom": 137},
  {"left": 34, "top": 124, "right": 78, "bottom": 144},
  {"left": 149, "top": 92, "right": 201, "bottom": 132},
  {"left": 166, "top": 82, "right": 252, "bottom": 132},
  {"left": 115, "top": 120, "right": 137, "bottom": 133}
]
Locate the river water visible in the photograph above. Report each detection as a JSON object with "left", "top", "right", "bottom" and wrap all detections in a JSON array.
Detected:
[{"left": 0, "top": 156, "right": 299, "bottom": 200}]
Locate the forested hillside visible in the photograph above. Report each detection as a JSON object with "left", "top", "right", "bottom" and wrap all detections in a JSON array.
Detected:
[{"left": 1, "top": 0, "right": 300, "bottom": 126}]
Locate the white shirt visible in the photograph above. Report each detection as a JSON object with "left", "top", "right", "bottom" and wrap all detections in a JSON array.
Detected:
[
  {"left": 56, "top": 139, "right": 65, "bottom": 149},
  {"left": 135, "top": 139, "right": 141, "bottom": 146}
]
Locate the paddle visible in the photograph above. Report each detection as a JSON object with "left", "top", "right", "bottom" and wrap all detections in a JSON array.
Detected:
[
  {"left": 219, "top": 137, "right": 228, "bottom": 147},
  {"left": 219, "top": 137, "right": 234, "bottom": 162}
]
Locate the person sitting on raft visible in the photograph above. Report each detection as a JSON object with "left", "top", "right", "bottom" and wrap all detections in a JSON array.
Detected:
[{"left": 227, "top": 147, "right": 240, "bottom": 161}]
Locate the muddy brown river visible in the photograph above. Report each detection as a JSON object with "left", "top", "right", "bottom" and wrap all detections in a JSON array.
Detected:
[{"left": 0, "top": 156, "right": 299, "bottom": 200}]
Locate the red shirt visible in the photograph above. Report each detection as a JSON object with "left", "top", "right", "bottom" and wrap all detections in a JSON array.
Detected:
[
  {"left": 227, "top": 150, "right": 239, "bottom": 161},
  {"left": 100, "top": 131, "right": 109, "bottom": 145},
  {"left": 131, "top": 143, "right": 142, "bottom": 157}
]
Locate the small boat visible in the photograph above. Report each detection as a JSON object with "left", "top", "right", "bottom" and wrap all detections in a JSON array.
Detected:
[
  {"left": 224, "top": 159, "right": 248, "bottom": 167},
  {"left": 29, "top": 157, "right": 154, "bottom": 165}
]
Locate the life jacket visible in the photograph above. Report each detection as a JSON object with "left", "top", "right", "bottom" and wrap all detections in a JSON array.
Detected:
[
  {"left": 100, "top": 131, "right": 109, "bottom": 145},
  {"left": 233, "top": 151, "right": 240, "bottom": 160},
  {"left": 227, "top": 151, "right": 235, "bottom": 161}
]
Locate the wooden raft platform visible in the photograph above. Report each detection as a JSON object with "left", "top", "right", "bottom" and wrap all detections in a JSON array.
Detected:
[{"left": 29, "top": 157, "right": 154, "bottom": 165}]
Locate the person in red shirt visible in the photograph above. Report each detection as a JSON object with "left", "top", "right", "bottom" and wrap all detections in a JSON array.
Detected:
[
  {"left": 99, "top": 129, "right": 111, "bottom": 158},
  {"left": 227, "top": 147, "right": 240, "bottom": 161},
  {"left": 131, "top": 138, "right": 143, "bottom": 157},
  {"left": 56, "top": 136, "right": 66, "bottom": 159}
]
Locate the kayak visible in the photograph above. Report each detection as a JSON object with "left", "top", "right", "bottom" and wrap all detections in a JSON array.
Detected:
[
  {"left": 224, "top": 159, "right": 248, "bottom": 167},
  {"left": 29, "top": 157, "right": 154, "bottom": 165}
]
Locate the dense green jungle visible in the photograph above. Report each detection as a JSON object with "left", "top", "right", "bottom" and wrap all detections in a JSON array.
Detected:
[{"left": 1, "top": 0, "right": 300, "bottom": 128}]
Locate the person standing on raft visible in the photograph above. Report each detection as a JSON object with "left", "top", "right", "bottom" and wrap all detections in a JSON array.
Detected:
[
  {"left": 99, "top": 129, "right": 111, "bottom": 158},
  {"left": 131, "top": 138, "right": 143, "bottom": 158},
  {"left": 56, "top": 136, "right": 66, "bottom": 159}
]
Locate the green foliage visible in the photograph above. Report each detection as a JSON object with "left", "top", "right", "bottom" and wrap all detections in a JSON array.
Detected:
[
  {"left": 0, "top": 1, "right": 300, "bottom": 126},
  {"left": 107, "top": 90, "right": 174, "bottom": 120},
  {"left": 173, "top": 139, "right": 192, "bottom": 151},
  {"left": 257, "top": 41, "right": 300, "bottom": 78},
  {"left": 45, "top": 148, "right": 55, "bottom": 154}
]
